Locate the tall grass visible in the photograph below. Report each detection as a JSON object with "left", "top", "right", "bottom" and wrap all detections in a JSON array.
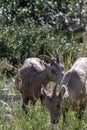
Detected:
[
  {"left": 0, "top": 99, "right": 87, "bottom": 130},
  {"left": 0, "top": 37, "right": 87, "bottom": 130}
]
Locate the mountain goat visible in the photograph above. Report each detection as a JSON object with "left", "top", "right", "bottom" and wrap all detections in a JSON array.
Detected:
[
  {"left": 15, "top": 55, "right": 64, "bottom": 110},
  {"left": 42, "top": 57, "right": 87, "bottom": 124}
]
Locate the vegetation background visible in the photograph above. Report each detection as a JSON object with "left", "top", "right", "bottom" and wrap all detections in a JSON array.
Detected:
[{"left": 0, "top": 0, "right": 87, "bottom": 130}]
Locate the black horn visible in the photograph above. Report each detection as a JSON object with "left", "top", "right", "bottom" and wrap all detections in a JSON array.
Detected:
[
  {"left": 56, "top": 54, "right": 60, "bottom": 63},
  {"left": 52, "top": 84, "right": 57, "bottom": 97},
  {"left": 40, "top": 55, "right": 55, "bottom": 64}
]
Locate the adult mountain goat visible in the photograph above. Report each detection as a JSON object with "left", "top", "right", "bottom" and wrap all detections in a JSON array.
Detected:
[
  {"left": 42, "top": 57, "right": 87, "bottom": 124},
  {"left": 15, "top": 55, "right": 64, "bottom": 110}
]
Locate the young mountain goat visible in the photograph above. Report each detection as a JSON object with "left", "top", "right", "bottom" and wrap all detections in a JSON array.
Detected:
[
  {"left": 15, "top": 55, "right": 64, "bottom": 110},
  {"left": 42, "top": 57, "right": 87, "bottom": 124}
]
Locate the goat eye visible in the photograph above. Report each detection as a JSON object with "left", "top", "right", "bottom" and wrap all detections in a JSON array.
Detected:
[
  {"left": 57, "top": 104, "right": 60, "bottom": 108},
  {"left": 51, "top": 69, "right": 56, "bottom": 75}
]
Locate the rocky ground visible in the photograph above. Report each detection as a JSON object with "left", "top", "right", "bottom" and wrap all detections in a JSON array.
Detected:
[{"left": 0, "top": 78, "right": 21, "bottom": 116}]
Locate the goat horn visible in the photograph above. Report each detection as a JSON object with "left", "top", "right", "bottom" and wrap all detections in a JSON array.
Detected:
[
  {"left": 55, "top": 50, "right": 60, "bottom": 63},
  {"left": 52, "top": 84, "right": 57, "bottom": 97},
  {"left": 42, "top": 61, "right": 49, "bottom": 67},
  {"left": 40, "top": 55, "right": 54, "bottom": 64}
]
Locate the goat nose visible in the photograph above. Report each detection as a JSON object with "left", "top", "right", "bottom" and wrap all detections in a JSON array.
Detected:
[{"left": 52, "top": 120, "right": 58, "bottom": 124}]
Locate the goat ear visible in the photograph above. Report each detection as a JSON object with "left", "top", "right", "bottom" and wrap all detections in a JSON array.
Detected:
[
  {"left": 55, "top": 50, "right": 60, "bottom": 63},
  {"left": 60, "top": 56, "right": 64, "bottom": 64},
  {"left": 41, "top": 85, "right": 49, "bottom": 98},
  {"left": 56, "top": 54, "right": 60, "bottom": 63},
  {"left": 52, "top": 84, "right": 57, "bottom": 98},
  {"left": 59, "top": 85, "right": 66, "bottom": 97},
  {"left": 56, "top": 54, "right": 64, "bottom": 64}
]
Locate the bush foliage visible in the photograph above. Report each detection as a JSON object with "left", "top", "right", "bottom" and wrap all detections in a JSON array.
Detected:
[
  {"left": 0, "top": 1, "right": 87, "bottom": 130},
  {"left": 0, "top": 0, "right": 87, "bottom": 70}
]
